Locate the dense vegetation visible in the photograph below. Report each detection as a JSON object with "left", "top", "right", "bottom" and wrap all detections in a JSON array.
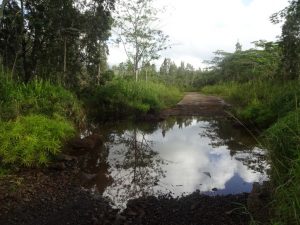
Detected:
[
  {"left": 197, "top": 1, "right": 300, "bottom": 224},
  {"left": 0, "top": 0, "right": 299, "bottom": 224},
  {"left": 0, "top": 71, "right": 82, "bottom": 167},
  {"left": 83, "top": 79, "right": 182, "bottom": 121},
  {"left": 0, "top": 0, "right": 115, "bottom": 86},
  {"left": 0, "top": 0, "right": 116, "bottom": 168},
  {"left": 0, "top": 115, "right": 75, "bottom": 166},
  {"left": 0, "top": 0, "right": 181, "bottom": 170}
]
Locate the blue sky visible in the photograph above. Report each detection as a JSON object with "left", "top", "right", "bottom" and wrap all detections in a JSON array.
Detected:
[{"left": 242, "top": 0, "right": 253, "bottom": 6}]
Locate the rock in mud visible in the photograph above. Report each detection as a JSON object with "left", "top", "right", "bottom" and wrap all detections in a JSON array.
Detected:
[{"left": 68, "top": 134, "right": 103, "bottom": 152}]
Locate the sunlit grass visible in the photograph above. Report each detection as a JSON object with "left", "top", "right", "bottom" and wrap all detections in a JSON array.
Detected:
[
  {"left": 0, "top": 71, "right": 80, "bottom": 168},
  {"left": 0, "top": 115, "right": 75, "bottom": 167}
]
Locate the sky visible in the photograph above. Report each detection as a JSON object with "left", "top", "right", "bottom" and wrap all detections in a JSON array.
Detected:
[{"left": 108, "top": 0, "right": 290, "bottom": 69}]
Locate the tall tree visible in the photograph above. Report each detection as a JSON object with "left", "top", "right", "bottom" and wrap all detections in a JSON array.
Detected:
[
  {"left": 271, "top": 0, "right": 300, "bottom": 80},
  {"left": 0, "top": 0, "right": 9, "bottom": 19},
  {"left": 114, "top": 0, "right": 169, "bottom": 81},
  {"left": 235, "top": 41, "right": 242, "bottom": 52},
  {"left": 0, "top": 0, "right": 115, "bottom": 86}
]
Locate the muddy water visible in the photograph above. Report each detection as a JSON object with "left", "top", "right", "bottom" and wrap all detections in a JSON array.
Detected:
[{"left": 79, "top": 117, "right": 269, "bottom": 208}]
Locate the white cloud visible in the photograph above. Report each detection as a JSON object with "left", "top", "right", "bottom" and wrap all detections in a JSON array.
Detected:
[{"left": 108, "top": 0, "right": 289, "bottom": 68}]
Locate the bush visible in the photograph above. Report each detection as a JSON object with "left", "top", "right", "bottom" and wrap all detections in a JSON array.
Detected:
[
  {"left": 202, "top": 81, "right": 300, "bottom": 128},
  {"left": 203, "top": 80, "right": 300, "bottom": 224},
  {"left": 0, "top": 115, "right": 75, "bottom": 167},
  {"left": 85, "top": 79, "right": 182, "bottom": 120},
  {"left": 0, "top": 73, "right": 83, "bottom": 124},
  {"left": 264, "top": 110, "right": 300, "bottom": 225},
  {"left": 265, "top": 110, "right": 300, "bottom": 176}
]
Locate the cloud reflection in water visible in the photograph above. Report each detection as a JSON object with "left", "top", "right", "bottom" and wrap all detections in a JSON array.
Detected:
[{"left": 83, "top": 117, "right": 269, "bottom": 208}]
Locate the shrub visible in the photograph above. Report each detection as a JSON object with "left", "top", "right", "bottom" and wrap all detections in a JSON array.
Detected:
[
  {"left": 0, "top": 115, "right": 75, "bottom": 167},
  {"left": 202, "top": 81, "right": 300, "bottom": 128},
  {"left": 264, "top": 110, "right": 300, "bottom": 225},
  {"left": 265, "top": 110, "right": 300, "bottom": 176},
  {"left": 0, "top": 73, "right": 83, "bottom": 124},
  {"left": 85, "top": 79, "right": 182, "bottom": 120}
]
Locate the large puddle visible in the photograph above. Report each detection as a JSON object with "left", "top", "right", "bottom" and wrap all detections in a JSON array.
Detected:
[{"left": 79, "top": 117, "right": 269, "bottom": 208}]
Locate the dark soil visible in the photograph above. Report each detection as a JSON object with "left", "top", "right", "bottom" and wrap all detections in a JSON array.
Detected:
[
  {"left": 0, "top": 160, "right": 251, "bottom": 225},
  {"left": 119, "top": 193, "right": 250, "bottom": 225},
  {"left": 0, "top": 160, "right": 119, "bottom": 225}
]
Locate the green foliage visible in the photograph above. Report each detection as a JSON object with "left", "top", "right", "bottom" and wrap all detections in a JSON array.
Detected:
[
  {"left": 265, "top": 110, "right": 300, "bottom": 174},
  {"left": 202, "top": 81, "right": 300, "bottom": 127},
  {"left": 191, "top": 41, "right": 280, "bottom": 89},
  {"left": 0, "top": 72, "right": 83, "bottom": 124},
  {"left": 0, "top": 0, "right": 114, "bottom": 86},
  {"left": 156, "top": 59, "right": 200, "bottom": 90},
  {"left": 272, "top": 0, "right": 300, "bottom": 80},
  {"left": 202, "top": 80, "right": 300, "bottom": 224},
  {"left": 0, "top": 115, "right": 75, "bottom": 167},
  {"left": 85, "top": 79, "right": 182, "bottom": 120},
  {"left": 264, "top": 110, "right": 300, "bottom": 225},
  {"left": 114, "top": 0, "right": 169, "bottom": 81}
]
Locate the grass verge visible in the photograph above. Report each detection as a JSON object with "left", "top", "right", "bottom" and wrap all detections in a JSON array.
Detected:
[
  {"left": 202, "top": 80, "right": 300, "bottom": 224},
  {"left": 83, "top": 79, "right": 182, "bottom": 121}
]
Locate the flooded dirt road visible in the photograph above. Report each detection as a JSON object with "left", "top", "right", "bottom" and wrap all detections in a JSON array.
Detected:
[
  {"left": 80, "top": 117, "right": 268, "bottom": 209},
  {"left": 0, "top": 93, "right": 271, "bottom": 225}
]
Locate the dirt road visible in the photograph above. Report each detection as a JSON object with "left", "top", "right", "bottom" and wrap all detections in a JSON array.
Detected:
[{"left": 161, "top": 92, "right": 230, "bottom": 117}]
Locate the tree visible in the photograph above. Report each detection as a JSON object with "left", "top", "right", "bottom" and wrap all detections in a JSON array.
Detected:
[
  {"left": 159, "top": 58, "right": 171, "bottom": 75},
  {"left": 235, "top": 41, "right": 242, "bottom": 52},
  {"left": 114, "top": 0, "right": 169, "bottom": 81},
  {"left": 0, "top": 0, "right": 115, "bottom": 86},
  {"left": 271, "top": 0, "right": 300, "bottom": 80},
  {"left": 0, "top": 0, "right": 9, "bottom": 19}
]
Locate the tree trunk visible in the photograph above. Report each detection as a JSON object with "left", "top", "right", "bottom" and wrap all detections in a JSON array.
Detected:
[
  {"left": 0, "top": 0, "right": 9, "bottom": 19},
  {"left": 135, "top": 69, "right": 138, "bottom": 82},
  {"left": 63, "top": 37, "right": 67, "bottom": 83},
  {"left": 20, "top": 0, "right": 30, "bottom": 83},
  {"left": 11, "top": 52, "right": 19, "bottom": 79},
  {"left": 145, "top": 69, "right": 148, "bottom": 82},
  {"left": 134, "top": 40, "right": 139, "bottom": 82},
  {"left": 97, "top": 44, "right": 101, "bottom": 85},
  {"left": 97, "top": 60, "right": 101, "bottom": 85}
]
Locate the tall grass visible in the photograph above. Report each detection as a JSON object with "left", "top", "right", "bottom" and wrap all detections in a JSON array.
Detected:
[
  {"left": 85, "top": 79, "right": 182, "bottom": 120},
  {"left": 0, "top": 71, "right": 82, "bottom": 168},
  {"left": 264, "top": 110, "right": 300, "bottom": 225},
  {"left": 0, "top": 115, "right": 75, "bottom": 167},
  {"left": 202, "top": 80, "right": 300, "bottom": 224},
  {"left": 202, "top": 81, "right": 300, "bottom": 127},
  {"left": 0, "top": 71, "right": 84, "bottom": 124}
]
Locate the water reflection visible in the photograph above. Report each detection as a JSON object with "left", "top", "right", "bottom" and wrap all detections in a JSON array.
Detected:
[
  {"left": 80, "top": 117, "right": 269, "bottom": 208},
  {"left": 103, "top": 129, "right": 166, "bottom": 207}
]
